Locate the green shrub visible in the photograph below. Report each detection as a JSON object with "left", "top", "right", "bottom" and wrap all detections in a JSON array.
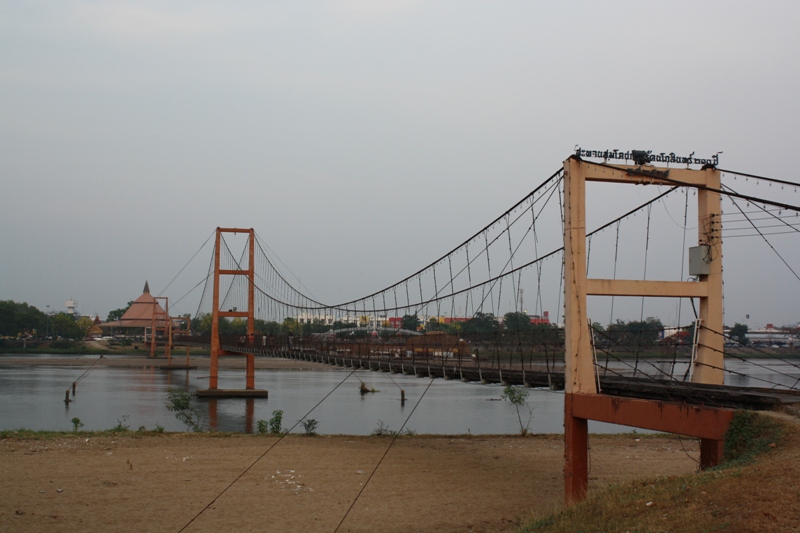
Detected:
[
  {"left": 723, "top": 410, "right": 782, "bottom": 465},
  {"left": 111, "top": 415, "right": 130, "bottom": 432},
  {"left": 165, "top": 388, "right": 206, "bottom": 432},
  {"left": 501, "top": 385, "right": 534, "bottom": 435},
  {"left": 268, "top": 410, "right": 284, "bottom": 435},
  {"left": 301, "top": 418, "right": 319, "bottom": 436},
  {"left": 71, "top": 417, "right": 83, "bottom": 432}
]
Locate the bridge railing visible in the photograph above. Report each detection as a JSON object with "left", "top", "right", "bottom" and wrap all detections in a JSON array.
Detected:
[{"left": 174, "top": 331, "right": 702, "bottom": 383}]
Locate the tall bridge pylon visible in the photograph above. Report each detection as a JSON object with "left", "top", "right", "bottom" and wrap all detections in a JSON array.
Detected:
[
  {"left": 203, "top": 227, "right": 263, "bottom": 396},
  {"left": 563, "top": 156, "right": 732, "bottom": 503}
]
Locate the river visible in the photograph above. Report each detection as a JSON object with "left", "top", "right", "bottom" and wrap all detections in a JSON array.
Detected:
[{"left": 0, "top": 355, "right": 797, "bottom": 435}]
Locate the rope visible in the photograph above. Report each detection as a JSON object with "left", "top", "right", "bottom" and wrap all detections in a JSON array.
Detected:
[
  {"left": 333, "top": 377, "right": 437, "bottom": 533},
  {"left": 158, "top": 230, "right": 215, "bottom": 297},
  {"left": 722, "top": 186, "right": 800, "bottom": 284},
  {"left": 177, "top": 365, "right": 363, "bottom": 532},
  {"left": 718, "top": 168, "right": 800, "bottom": 189}
]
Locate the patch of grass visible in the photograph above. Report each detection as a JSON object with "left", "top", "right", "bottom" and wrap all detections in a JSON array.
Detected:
[
  {"left": 0, "top": 428, "right": 170, "bottom": 440},
  {"left": 110, "top": 415, "right": 130, "bottom": 432},
  {"left": 517, "top": 413, "right": 796, "bottom": 533},
  {"left": 370, "top": 420, "right": 415, "bottom": 437},
  {"left": 517, "top": 471, "right": 735, "bottom": 533},
  {"left": 371, "top": 420, "right": 395, "bottom": 436}
]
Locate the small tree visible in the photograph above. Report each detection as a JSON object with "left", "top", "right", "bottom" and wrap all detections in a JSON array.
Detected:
[
  {"left": 166, "top": 388, "right": 206, "bottom": 432},
  {"left": 71, "top": 417, "right": 84, "bottom": 432},
  {"left": 269, "top": 410, "right": 284, "bottom": 435},
  {"left": 399, "top": 314, "right": 420, "bottom": 331},
  {"left": 501, "top": 385, "right": 534, "bottom": 436},
  {"left": 729, "top": 323, "right": 749, "bottom": 345}
]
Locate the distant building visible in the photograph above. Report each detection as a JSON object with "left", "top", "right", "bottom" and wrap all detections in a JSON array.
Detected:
[
  {"left": 101, "top": 281, "right": 172, "bottom": 334},
  {"left": 747, "top": 324, "right": 797, "bottom": 346},
  {"left": 65, "top": 298, "right": 79, "bottom": 317},
  {"left": 86, "top": 315, "right": 103, "bottom": 339}
]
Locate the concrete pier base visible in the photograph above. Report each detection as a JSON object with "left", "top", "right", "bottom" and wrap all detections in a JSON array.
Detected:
[{"left": 197, "top": 389, "right": 269, "bottom": 399}]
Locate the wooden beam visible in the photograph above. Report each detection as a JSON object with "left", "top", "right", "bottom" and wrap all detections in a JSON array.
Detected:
[
  {"left": 217, "top": 227, "right": 253, "bottom": 234},
  {"left": 580, "top": 160, "right": 709, "bottom": 187},
  {"left": 570, "top": 393, "right": 734, "bottom": 439},
  {"left": 219, "top": 311, "right": 249, "bottom": 318},
  {"left": 586, "top": 279, "right": 707, "bottom": 298},
  {"left": 563, "top": 157, "right": 597, "bottom": 395},
  {"left": 694, "top": 167, "right": 724, "bottom": 385}
]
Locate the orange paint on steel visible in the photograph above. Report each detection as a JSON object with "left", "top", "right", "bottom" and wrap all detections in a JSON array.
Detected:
[
  {"left": 210, "top": 228, "right": 222, "bottom": 389},
  {"left": 209, "top": 227, "right": 257, "bottom": 391},
  {"left": 149, "top": 300, "right": 157, "bottom": 358},
  {"left": 247, "top": 230, "right": 255, "bottom": 389}
]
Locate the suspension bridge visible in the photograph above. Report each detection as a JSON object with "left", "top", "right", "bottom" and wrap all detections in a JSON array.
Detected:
[{"left": 149, "top": 152, "right": 800, "bottom": 503}]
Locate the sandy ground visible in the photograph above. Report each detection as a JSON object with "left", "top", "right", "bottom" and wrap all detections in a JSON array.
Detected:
[
  {"left": 1, "top": 354, "right": 702, "bottom": 532},
  {"left": 0, "top": 433, "right": 700, "bottom": 533}
]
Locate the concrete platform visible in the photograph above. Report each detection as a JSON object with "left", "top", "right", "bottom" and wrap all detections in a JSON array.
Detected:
[{"left": 196, "top": 389, "right": 269, "bottom": 398}]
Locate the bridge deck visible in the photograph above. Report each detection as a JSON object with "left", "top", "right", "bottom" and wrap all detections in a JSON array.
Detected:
[{"left": 179, "top": 342, "right": 800, "bottom": 412}]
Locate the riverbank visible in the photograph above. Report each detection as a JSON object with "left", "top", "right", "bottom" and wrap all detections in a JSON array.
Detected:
[
  {"left": 0, "top": 339, "right": 208, "bottom": 357},
  {"left": 519, "top": 412, "right": 800, "bottom": 532},
  {"left": 0, "top": 354, "right": 333, "bottom": 371},
  {"left": 1, "top": 431, "right": 699, "bottom": 533}
]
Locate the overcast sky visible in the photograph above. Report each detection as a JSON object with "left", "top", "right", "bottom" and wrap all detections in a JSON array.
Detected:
[{"left": 2, "top": 1, "right": 799, "bottom": 328}]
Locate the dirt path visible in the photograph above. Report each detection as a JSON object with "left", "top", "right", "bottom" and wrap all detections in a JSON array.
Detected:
[{"left": 1, "top": 433, "right": 700, "bottom": 533}]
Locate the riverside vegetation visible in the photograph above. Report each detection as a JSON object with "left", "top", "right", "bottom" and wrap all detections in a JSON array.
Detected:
[{"left": 518, "top": 411, "right": 798, "bottom": 533}]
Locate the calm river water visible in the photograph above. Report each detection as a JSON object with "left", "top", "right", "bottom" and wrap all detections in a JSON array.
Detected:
[{"left": 1, "top": 355, "right": 797, "bottom": 435}]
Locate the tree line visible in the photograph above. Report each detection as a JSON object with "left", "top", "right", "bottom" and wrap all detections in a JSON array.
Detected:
[
  {"left": 0, "top": 298, "right": 754, "bottom": 348},
  {"left": 0, "top": 300, "right": 90, "bottom": 340}
]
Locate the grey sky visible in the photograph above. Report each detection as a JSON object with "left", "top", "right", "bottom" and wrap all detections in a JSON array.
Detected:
[{"left": 2, "top": 1, "right": 799, "bottom": 328}]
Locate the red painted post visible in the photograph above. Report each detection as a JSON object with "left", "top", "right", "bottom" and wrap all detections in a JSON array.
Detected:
[
  {"left": 245, "top": 398, "right": 254, "bottom": 434},
  {"left": 210, "top": 229, "right": 221, "bottom": 390},
  {"left": 700, "top": 438, "right": 724, "bottom": 469},
  {"left": 246, "top": 354, "right": 255, "bottom": 390},
  {"left": 208, "top": 399, "right": 218, "bottom": 431},
  {"left": 564, "top": 393, "right": 589, "bottom": 503}
]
